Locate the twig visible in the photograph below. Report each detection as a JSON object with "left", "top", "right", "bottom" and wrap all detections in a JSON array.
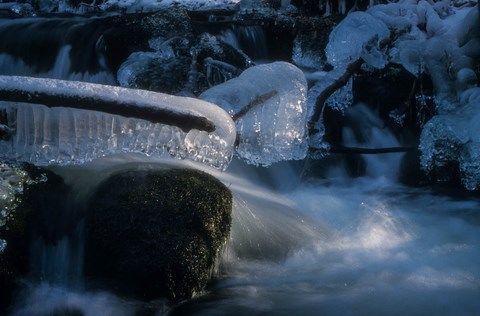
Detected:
[
  {"left": 307, "top": 58, "right": 364, "bottom": 135},
  {"left": 0, "top": 76, "right": 216, "bottom": 133},
  {"left": 326, "top": 145, "right": 414, "bottom": 154},
  {"left": 232, "top": 90, "right": 278, "bottom": 121}
]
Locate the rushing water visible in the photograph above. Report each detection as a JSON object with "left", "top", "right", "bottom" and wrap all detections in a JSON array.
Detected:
[
  {"left": 2, "top": 12, "right": 480, "bottom": 316},
  {"left": 9, "top": 150, "right": 480, "bottom": 315}
]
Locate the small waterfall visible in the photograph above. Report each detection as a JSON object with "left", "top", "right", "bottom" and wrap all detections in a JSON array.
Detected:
[
  {"left": 220, "top": 26, "right": 268, "bottom": 61},
  {"left": 0, "top": 18, "right": 115, "bottom": 84},
  {"left": 342, "top": 104, "right": 404, "bottom": 179},
  {"left": 217, "top": 29, "right": 241, "bottom": 50}
]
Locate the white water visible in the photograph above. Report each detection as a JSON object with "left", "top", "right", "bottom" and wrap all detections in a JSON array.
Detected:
[{"left": 10, "top": 111, "right": 480, "bottom": 315}]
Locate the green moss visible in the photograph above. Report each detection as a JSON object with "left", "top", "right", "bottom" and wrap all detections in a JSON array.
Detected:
[{"left": 85, "top": 168, "right": 232, "bottom": 302}]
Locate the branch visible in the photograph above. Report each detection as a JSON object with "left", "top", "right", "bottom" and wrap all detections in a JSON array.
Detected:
[
  {"left": 325, "top": 145, "right": 414, "bottom": 154},
  {"left": 0, "top": 76, "right": 217, "bottom": 133},
  {"left": 232, "top": 90, "right": 278, "bottom": 121},
  {"left": 307, "top": 58, "right": 364, "bottom": 135}
]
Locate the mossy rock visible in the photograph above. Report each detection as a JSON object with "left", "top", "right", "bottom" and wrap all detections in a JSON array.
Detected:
[{"left": 85, "top": 168, "right": 232, "bottom": 302}]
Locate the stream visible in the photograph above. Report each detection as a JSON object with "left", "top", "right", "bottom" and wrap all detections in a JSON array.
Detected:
[{"left": 1, "top": 5, "right": 480, "bottom": 316}]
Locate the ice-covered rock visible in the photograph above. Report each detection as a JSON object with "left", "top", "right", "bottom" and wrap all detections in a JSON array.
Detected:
[
  {"left": 325, "top": 11, "right": 390, "bottom": 69},
  {"left": 117, "top": 51, "right": 190, "bottom": 94},
  {"left": 0, "top": 76, "right": 236, "bottom": 170},
  {"left": 201, "top": 62, "right": 308, "bottom": 166},
  {"left": 292, "top": 16, "right": 340, "bottom": 70},
  {"left": 420, "top": 87, "right": 480, "bottom": 190}
]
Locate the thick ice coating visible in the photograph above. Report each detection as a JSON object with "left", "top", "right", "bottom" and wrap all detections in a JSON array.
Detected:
[
  {"left": 420, "top": 87, "right": 480, "bottom": 191},
  {"left": 325, "top": 11, "right": 390, "bottom": 69},
  {"left": 0, "top": 76, "right": 236, "bottom": 170},
  {"left": 201, "top": 62, "right": 308, "bottom": 166}
]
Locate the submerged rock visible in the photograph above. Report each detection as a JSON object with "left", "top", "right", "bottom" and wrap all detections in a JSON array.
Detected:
[{"left": 85, "top": 168, "right": 232, "bottom": 302}]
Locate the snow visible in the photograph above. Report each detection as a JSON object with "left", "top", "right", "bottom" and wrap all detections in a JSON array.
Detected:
[
  {"left": 420, "top": 87, "right": 480, "bottom": 190},
  {"left": 309, "top": 1, "right": 479, "bottom": 189},
  {"left": 0, "top": 76, "right": 236, "bottom": 170},
  {"left": 201, "top": 62, "right": 308, "bottom": 166},
  {"left": 325, "top": 11, "right": 390, "bottom": 69}
]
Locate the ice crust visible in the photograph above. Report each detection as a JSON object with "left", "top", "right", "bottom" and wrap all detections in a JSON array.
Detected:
[
  {"left": 325, "top": 11, "right": 390, "bottom": 69},
  {"left": 201, "top": 62, "right": 308, "bottom": 166},
  {"left": 311, "top": 0, "right": 479, "bottom": 189},
  {"left": 0, "top": 76, "right": 236, "bottom": 170}
]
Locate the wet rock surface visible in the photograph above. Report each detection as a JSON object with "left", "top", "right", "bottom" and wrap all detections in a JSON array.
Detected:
[
  {"left": 85, "top": 168, "right": 232, "bottom": 302},
  {"left": 0, "top": 162, "right": 70, "bottom": 312}
]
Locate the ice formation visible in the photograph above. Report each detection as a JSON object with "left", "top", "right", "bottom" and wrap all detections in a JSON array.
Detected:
[
  {"left": 325, "top": 11, "right": 390, "bottom": 70},
  {"left": 363, "top": 1, "right": 479, "bottom": 189},
  {"left": 309, "top": 0, "right": 479, "bottom": 189},
  {"left": 0, "top": 76, "right": 236, "bottom": 170},
  {"left": 306, "top": 69, "right": 353, "bottom": 156},
  {"left": 420, "top": 86, "right": 480, "bottom": 190},
  {"left": 201, "top": 62, "right": 308, "bottom": 166},
  {"left": 37, "top": 0, "right": 242, "bottom": 13},
  {"left": 0, "top": 163, "right": 36, "bottom": 236},
  {"left": 307, "top": 11, "right": 390, "bottom": 153}
]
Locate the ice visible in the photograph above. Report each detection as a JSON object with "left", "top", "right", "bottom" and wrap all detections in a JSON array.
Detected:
[
  {"left": 117, "top": 52, "right": 160, "bottom": 88},
  {"left": 99, "top": 0, "right": 241, "bottom": 12},
  {"left": 200, "top": 62, "right": 308, "bottom": 166},
  {"left": 305, "top": 69, "right": 353, "bottom": 155},
  {"left": 0, "top": 76, "right": 236, "bottom": 170},
  {"left": 420, "top": 87, "right": 480, "bottom": 191},
  {"left": 325, "top": 11, "right": 390, "bottom": 69},
  {"left": 0, "top": 162, "right": 31, "bottom": 231}
]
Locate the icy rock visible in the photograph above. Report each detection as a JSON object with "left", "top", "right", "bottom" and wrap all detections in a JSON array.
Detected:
[
  {"left": 420, "top": 87, "right": 480, "bottom": 190},
  {"left": 0, "top": 163, "right": 30, "bottom": 229},
  {"left": 291, "top": 16, "right": 340, "bottom": 69},
  {"left": 117, "top": 51, "right": 190, "bottom": 94},
  {"left": 0, "top": 76, "right": 236, "bottom": 170},
  {"left": 325, "top": 11, "right": 390, "bottom": 69},
  {"left": 201, "top": 62, "right": 308, "bottom": 166}
]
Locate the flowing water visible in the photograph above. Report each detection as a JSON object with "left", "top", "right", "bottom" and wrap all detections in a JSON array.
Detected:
[{"left": 2, "top": 13, "right": 480, "bottom": 316}]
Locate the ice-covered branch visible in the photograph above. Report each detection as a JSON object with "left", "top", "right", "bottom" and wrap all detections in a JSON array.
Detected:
[
  {"left": 0, "top": 76, "right": 237, "bottom": 169},
  {"left": 328, "top": 146, "right": 415, "bottom": 154},
  {"left": 232, "top": 90, "right": 278, "bottom": 121},
  {"left": 0, "top": 76, "right": 219, "bottom": 133},
  {"left": 307, "top": 59, "right": 364, "bottom": 136}
]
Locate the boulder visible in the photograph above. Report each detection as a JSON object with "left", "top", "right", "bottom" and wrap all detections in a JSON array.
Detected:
[{"left": 85, "top": 168, "right": 232, "bottom": 302}]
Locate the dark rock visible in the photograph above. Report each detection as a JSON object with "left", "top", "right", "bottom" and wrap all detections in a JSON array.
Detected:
[
  {"left": 292, "top": 15, "right": 341, "bottom": 69},
  {"left": 104, "top": 8, "right": 194, "bottom": 75},
  {"left": 353, "top": 63, "right": 436, "bottom": 139},
  {"left": 291, "top": 0, "right": 360, "bottom": 15},
  {"left": 0, "top": 162, "right": 70, "bottom": 312},
  {"left": 85, "top": 168, "right": 232, "bottom": 302},
  {"left": 194, "top": 32, "right": 253, "bottom": 69},
  {"left": 399, "top": 148, "right": 427, "bottom": 186},
  {"left": 192, "top": 32, "right": 253, "bottom": 92},
  {"left": 121, "top": 55, "right": 192, "bottom": 94}
]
